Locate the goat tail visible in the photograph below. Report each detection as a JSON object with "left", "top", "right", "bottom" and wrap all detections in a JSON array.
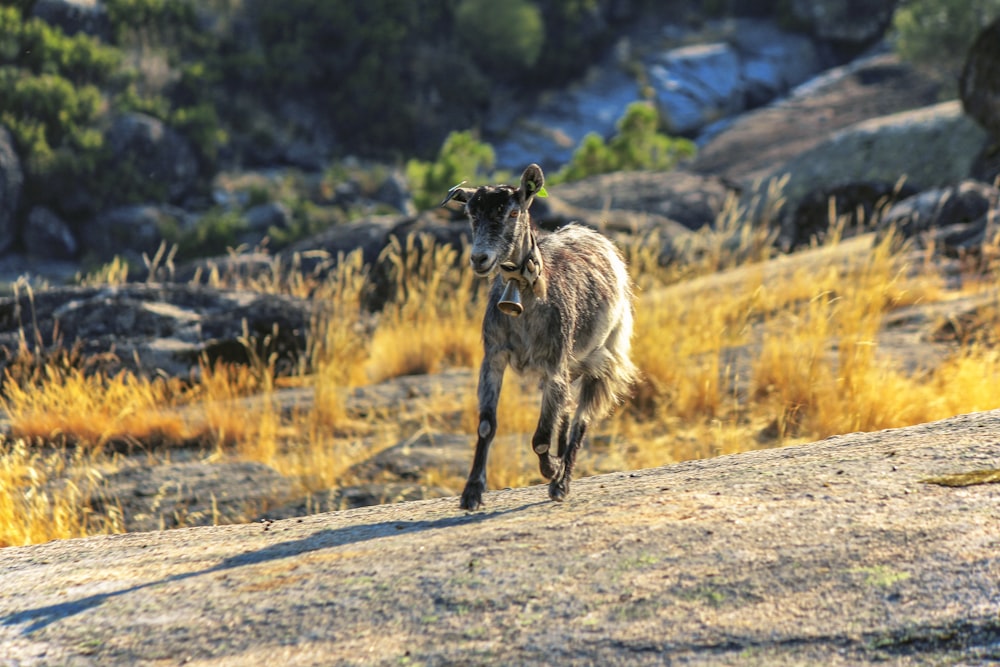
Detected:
[{"left": 579, "top": 310, "right": 639, "bottom": 422}]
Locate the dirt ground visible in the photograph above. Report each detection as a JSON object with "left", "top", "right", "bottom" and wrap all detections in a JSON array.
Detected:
[{"left": 2, "top": 407, "right": 998, "bottom": 666}]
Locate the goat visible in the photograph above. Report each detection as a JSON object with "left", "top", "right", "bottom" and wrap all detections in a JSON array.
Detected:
[{"left": 441, "top": 164, "right": 638, "bottom": 510}]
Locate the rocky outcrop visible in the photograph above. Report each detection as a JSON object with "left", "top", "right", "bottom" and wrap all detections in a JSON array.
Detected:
[
  {"left": 2, "top": 410, "right": 998, "bottom": 665},
  {"left": 92, "top": 459, "right": 297, "bottom": 533},
  {"left": 789, "top": 0, "right": 899, "bottom": 53},
  {"left": 752, "top": 101, "right": 990, "bottom": 248},
  {"left": 961, "top": 18, "right": 1000, "bottom": 186},
  {"left": 105, "top": 113, "right": 201, "bottom": 204},
  {"left": 550, "top": 170, "right": 734, "bottom": 231},
  {"left": 0, "top": 284, "right": 314, "bottom": 380},
  {"left": 23, "top": 207, "right": 77, "bottom": 260},
  {"left": 0, "top": 126, "right": 23, "bottom": 256},
  {"left": 490, "top": 18, "right": 828, "bottom": 171},
  {"left": 875, "top": 180, "right": 1000, "bottom": 255},
  {"left": 85, "top": 204, "right": 190, "bottom": 264},
  {"left": 691, "top": 53, "right": 943, "bottom": 185}
]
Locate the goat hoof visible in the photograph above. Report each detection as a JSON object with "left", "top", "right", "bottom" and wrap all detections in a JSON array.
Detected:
[
  {"left": 460, "top": 483, "right": 484, "bottom": 511},
  {"left": 548, "top": 479, "right": 569, "bottom": 502}
]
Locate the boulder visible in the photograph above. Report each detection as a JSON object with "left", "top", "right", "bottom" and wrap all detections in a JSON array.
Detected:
[
  {"left": 648, "top": 42, "right": 744, "bottom": 136},
  {"left": 0, "top": 284, "right": 314, "bottom": 380},
  {"left": 788, "top": 0, "right": 898, "bottom": 52},
  {"left": 90, "top": 459, "right": 296, "bottom": 532},
  {"left": 0, "top": 126, "right": 23, "bottom": 256},
  {"left": 750, "top": 100, "right": 990, "bottom": 248},
  {"left": 85, "top": 204, "right": 190, "bottom": 263},
  {"left": 23, "top": 207, "right": 77, "bottom": 260},
  {"left": 490, "top": 60, "right": 641, "bottom": 172},
  {"left": 875, "top": 180, "right": 1000, "bottom": 256},
  {"left": 551, "top": 170, "right": 735, "bottom": 231},
  {"left": 490, "top": 19, "right": 829, "bottom": 172},
  {"left": 238, "top": 201, "right": 292, "bottom": 247},
  {"left": 31, "top": 0, "right": 111, "bottom": 40},
  {"left": 106, "top": 113, "right": 200, "bottom": 204},
  {"left": 692, "top": 53, "right": 943, "bottom": 185},
  {"left": 730, "top": 19, "right": 824, "bottom": 108},
  {"left": 960, "top": 17, "right": 1000, "bottom": 139},
  {"left": 374, "top": 171, "right": 416, "bottom": 216},
  {"left": 243, "top": 202, "right": 292, "bottom": 234}
]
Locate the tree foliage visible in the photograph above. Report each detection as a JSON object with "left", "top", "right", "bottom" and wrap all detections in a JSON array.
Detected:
[
  {"left": 406, "top": 131, "right": 498, "bottom": 211},
  {"left": 893, "top": 0, "right": 1000, "bottom": 80},
  {"left": 553, "top": 103, "right": 696, "bottom": 183},
  {"left": 455, "top": 0, "right": 544, "bottom": 75}
]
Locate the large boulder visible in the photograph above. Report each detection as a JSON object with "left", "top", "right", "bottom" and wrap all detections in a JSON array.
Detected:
[
  {"left": 692, "top": 53, "right": 943, "bottom": 185},
  {"left": 23, "top": 207, "right": 77, "bottom": 260},
  {"left": 490, "top": 59, "right": 640, "bottom": 172},
  {"left": 788, "top": 0, "right": 898, "bottom": 53},
  {"left": 960, "top": 17, "right": 1000, "bottom": 140},
  {"left": 0, "top": 284, "right": 314, "bottom": 380},
  {"left": 731, "top": 19, "right": 825, "bottom": 107},
  {"left": 106, "top": 113, "right": 200, "bottom": 204},
  {"left": 750, "top": 100, "right": 990, "bottom": 248},
  {"left": 489, "top": 19, "right": 827, "bottom": 171},
  {"left": 875, "top": 180, "right": 1000, "bottom": 256},
  {"left": 0, "top": 126, "right": 23, "bottom": 256},
  {"left": 551, "top": 170, "right": 735, "bottom": 231},
  {"left": 85, "top": 204, "right": 191, "bottom": 264},
  {"left": 648, "top": 42, "right": 744, "bottom": 136}
]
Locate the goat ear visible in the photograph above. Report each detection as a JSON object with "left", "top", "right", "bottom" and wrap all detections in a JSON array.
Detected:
[
  {"left": 439, "top": 181, "right": 475, "bottom": 207},
  {"left": 519, "top": 164, "right": 545, "bottom": 206}
]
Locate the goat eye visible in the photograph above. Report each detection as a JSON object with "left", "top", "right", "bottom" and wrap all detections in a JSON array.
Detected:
[{"left": 508, "top": 209, "right": 519, "bottom": 218}]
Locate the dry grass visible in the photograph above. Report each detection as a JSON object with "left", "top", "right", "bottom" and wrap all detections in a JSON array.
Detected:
[{"left": 7, "top": 194, "right": 1000, "bottom": 545}]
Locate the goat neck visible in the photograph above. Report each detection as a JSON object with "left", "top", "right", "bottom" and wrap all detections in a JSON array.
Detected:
[{"left": 498, "top": 209, "right": 547, "bottom": 311}]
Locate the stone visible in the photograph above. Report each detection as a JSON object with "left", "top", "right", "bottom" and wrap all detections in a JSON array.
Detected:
[
  {"left": 752, "top": 100, "right": 990, "bottom": 248},
  {"left": 960, "top": 17, "right": 1000, "bottom": 140},
  {"left": 0, "top": 126, "right": 23, "bottom": 256},
  {"left": 106, "top": 113, "right": 200, "bottom": 204},
  {"left": 23, "top": 207, "right": 78, "bottom": 260}
]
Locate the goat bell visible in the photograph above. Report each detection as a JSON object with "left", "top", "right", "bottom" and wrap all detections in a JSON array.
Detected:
[{"left": 498, "top": 280, "right": 523, "bottom": 317}]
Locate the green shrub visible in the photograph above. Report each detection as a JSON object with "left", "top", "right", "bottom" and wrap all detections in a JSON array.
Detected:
[
  {"left": 553, "top": 102, "right": 696, "bottom": 183},
  {"left": 160, "top": 208, "right": 247, "bottom": 258},
  {"left": 893, "top": 0, "right": 1000, "bottom": 80},
  {"left": 0, "top": 7, "right": 121, "bottom": 83},
  {"left": 455, "top": 0, "right": 544, "bottom": 75},
  {"left": 406, "top": 131, "right": 498, "bottom": 210}
]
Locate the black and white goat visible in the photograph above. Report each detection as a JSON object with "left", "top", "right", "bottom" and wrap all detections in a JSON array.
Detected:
[{"left": 442, "top": 164, "right": 638, "bottom": 510}]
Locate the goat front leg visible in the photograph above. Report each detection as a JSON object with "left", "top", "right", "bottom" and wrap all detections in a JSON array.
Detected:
[{"left": 461, "top": 356, "right": 506, "bottom": 511}]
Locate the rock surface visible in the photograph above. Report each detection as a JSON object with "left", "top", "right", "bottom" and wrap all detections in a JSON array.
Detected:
[
  {"left": 0, "top": 284, "right": 314, "bottom": 380},
  {"left": 1, "top": 410, "right": 998, "bottom": 665},
  {"left": 0, "top": 126, "right": 23, "bottom": 257},
  {"left": 754, "top": 100, "right": 989, "bottom": 248},
  {"left": 960, "top": 16, "right": 1000, "bottom": 140}
]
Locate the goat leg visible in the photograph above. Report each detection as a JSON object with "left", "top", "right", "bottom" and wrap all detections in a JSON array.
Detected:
[{"left": 461, "top": 359, "right": 505, "bottom": 510}]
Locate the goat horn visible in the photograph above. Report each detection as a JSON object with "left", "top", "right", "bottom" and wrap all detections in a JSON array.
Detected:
[{"left": 438, "top": 181, "right": 469, "bottom": 207}]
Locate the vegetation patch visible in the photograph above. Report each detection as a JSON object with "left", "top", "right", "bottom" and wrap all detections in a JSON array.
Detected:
[{"left": 922, "top": 468, "right": 1000, "bottom": 487}]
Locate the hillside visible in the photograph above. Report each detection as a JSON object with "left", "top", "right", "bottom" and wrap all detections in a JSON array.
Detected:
[{"left": 2, "top": 410, "right": 999, "bottom": 665}]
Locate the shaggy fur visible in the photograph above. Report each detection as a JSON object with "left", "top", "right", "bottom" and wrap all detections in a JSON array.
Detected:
[{"left": 444, "top": 164, "right": 638, "bottom": 510}]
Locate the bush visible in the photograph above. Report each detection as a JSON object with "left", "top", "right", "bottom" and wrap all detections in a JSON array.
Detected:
[
  {"left": 553, "top": 102, "right": 696, "bottom": 183},
  {"left": 455, "top": 0, "right": 545, "bottom": 75},
  {"left": 406, "top": 131, "right": 498, "bottom": 210},
  {"left": 893, "top": 0, "right": 1000, "bottom": 81}
]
